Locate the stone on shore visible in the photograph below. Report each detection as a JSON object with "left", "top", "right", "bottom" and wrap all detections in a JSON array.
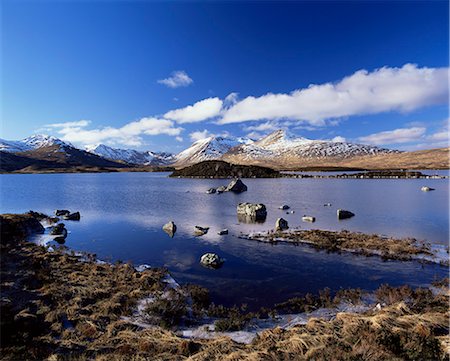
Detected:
[
  {"left": 162, "top": 221, "right": 177, "bottom": 237},
  {"left": 275, "top": 218, "right": 289, "bottom": 231},
  {"left": 337, "top": 209, "right": 355, "bottom": 220}
]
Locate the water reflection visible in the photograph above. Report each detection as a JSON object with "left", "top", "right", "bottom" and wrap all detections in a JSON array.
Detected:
[{"left": 1, "top": 172, "right": 448, "bottom": 309}]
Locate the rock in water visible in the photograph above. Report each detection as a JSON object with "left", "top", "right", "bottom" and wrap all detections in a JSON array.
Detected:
[
  {"left": 206, "top": 188, "right": 216, "bottom": 194},
  {"left": 162, "top": 221, "right": 177, "bottom": 237},
  {"left": 302, "top": 216, "right": 316, "bottom": 222},
  {"left": 194, "top": 226, "right": 209, "bottom": 236},
  {"left": 62, "top": 212, "right": 80, "bottom": 221},
  {"left": 50, "top": 223, "right": 67, "bottom": 238},
  {"left": 55, "top": 209, "right": 70, "bottom": 216},
  {"left": 275, "top": 218, "right": 289, "bottom": 231},
  {"left": 225, "top": 178, "right": 248, "bottom": 193},
  {"left": 216, "top": 186, "right": 226, "bottom": 194},
  {"left": 279, "top": 205, "right": 290, "bottom": 210},
  {"left": 218, "top": 229, "right": 228, "bottom": 235},
  {"left": 421, "top": 186, "right": 435, "bottom": 192},
  {"left": 200, "top": 253, "right": 224, "bottom": 269},
  {"left": 237, "top": 203, "right": 267, "bottom": 221},
  {"left": 337, "top": 209, "right": 355, "bottom": 220}
]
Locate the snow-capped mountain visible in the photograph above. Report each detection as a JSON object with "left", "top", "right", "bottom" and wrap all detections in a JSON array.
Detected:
[
  {"left": 86, "top": 144, "right": 175, "bottom": 165},
  {"left": 0, "top": 134, "right": 70, "bottom": 153},
  {"left": 223, "top": 129, "right": 399, "bottom": 167},
  {"left": 174, "top": 136, "right": 253, "bottom": 166}
]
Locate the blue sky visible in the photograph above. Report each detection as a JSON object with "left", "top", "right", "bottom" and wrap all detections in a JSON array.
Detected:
[{"left": 2, "top": 0, "right": 449, "bottom": 152}]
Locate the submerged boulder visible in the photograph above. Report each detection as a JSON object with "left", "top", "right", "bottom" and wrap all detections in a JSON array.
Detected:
[
  {"left": 162, "top": 221, "right": 177, "bottom": 237},
  {"left": 62, "top": 212, "right": 80, "bottom": 221},
  {"left": 200, "top": 253, "right": 224, "bottom": 269},
  {"left": 237, "top": 203, "right": 267, "bottom": 221},
  {"left": 275, "top": 218, "right": 289, "bottom": 231},
  {"left": 225, "top": 178, "right": 248, "bottom": 193},
  {"left": 337, "top": 209, "right": 355, "bottom": 220}
]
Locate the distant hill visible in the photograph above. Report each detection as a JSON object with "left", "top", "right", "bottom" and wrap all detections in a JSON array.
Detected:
[
  {"left": 169, "top": 160, "right": 280, "bottom": 178},
  {"left": 85, "top": 144, "right": 175, "bottom": 166},
  {"left": 0, "top": 135, "right": 129, "bottom": 172}
]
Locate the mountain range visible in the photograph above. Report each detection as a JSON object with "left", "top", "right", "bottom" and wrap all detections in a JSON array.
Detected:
[{"left": 0, "top": 131, "right": 448, "bottom": 172}]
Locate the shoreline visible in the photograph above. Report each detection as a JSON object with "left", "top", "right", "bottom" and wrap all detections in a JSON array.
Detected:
[{"left": 1, "top": 212, "right": 449, "bottom": 360}]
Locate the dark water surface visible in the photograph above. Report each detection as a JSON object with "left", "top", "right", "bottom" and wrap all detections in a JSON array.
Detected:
[{"left": 1, "top": 172, "right": 448, "bottom": 309}]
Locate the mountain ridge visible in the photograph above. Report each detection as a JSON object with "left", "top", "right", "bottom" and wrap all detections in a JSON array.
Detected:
[{"left": 1, "top": 131, "right": 448, "bottom": 172}]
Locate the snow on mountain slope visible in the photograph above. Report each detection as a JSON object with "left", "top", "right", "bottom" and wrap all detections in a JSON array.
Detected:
[
  {"left": 174, "top": 136, "right": 252, "bottom": 165},
  {"left": 86, "top": 144, "right": 175, "bottom": 165},
  {"left": 227, "top": 130, "right": 398, "bottom": 161},
  {"left": 0, "top": 134, "right": 70, "bottom": 153}
]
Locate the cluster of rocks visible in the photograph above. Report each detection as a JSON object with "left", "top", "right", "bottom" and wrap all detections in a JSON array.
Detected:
[
  {"left": 161, "top": 221, "right": 228, "bottom": 269},
  {"left": 55, "top": 209, "right": 80, "bottom": 221},
  {"left": 206, "top": 178, "right": 248, "bottom": 195}
]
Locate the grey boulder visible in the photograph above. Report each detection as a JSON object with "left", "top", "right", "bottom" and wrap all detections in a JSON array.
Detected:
[
  {"left": 62, "top": 212, "right": 80, "bottom": 221},
  {"left": 237, "top": 203, "right": 267, "bottom": 221},
  {"left": 200, "top": 253, "right": 224, "bottom": 269},
  {"left": 225, "top": 178, "right": 248, "bottom": 193},
  {"left": 337, "top": 209, "right": 355, "bottom": 220},
  {"left": 275, "top": 218, "right": 289, "bottom": 231},
  {"left": 162, "top": 221, "right": 177, "bottom": 237},
  {"left": 194, "top": 226, "right": 209, "bottom": 236}
]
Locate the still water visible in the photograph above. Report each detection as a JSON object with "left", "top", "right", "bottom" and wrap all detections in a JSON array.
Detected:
[{"left": 1, "top": 172, "right": 448, "bottom": 309}]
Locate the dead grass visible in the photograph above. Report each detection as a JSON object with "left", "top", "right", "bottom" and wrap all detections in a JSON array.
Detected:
[
  {"left": 246, "top": 229, "right": 436, "bottom": 261},
  {"left": 1, "top": 213, "right": 449, "bottom": 360}
]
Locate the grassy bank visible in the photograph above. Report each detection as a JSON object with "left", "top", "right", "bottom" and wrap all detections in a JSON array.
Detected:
[
  {"left": 1, "top": 213, "right": 449, "bottom": 360},
  {"left": 240, "top": 229, "right": 448, "bottom": 263}
]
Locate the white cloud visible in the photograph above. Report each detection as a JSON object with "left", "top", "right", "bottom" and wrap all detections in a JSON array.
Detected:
[
  {"left": 55, "top": 117, "right": 183, "bottom": 147},
  {"left": 218, "top": 64, "right": 448, "bottom": 125},
  {"left": 331, "top": 136, "right": 346, "bottom": 142},
  {"left": 358, "top": 127, "right": 426, "bottom": 145},
  {"left": 175, "top": 136, "right": 183, "bottom": 142},
  {"left": 157, "top": 71, "right": 193, "bottom": 88},
  {"left": 164, "top": 97, "right": 223, "bottom": 123},
  {"left": 45, "top": 120, "right": 91, "bottom": 128},
  {"left": 189, "top": 129, "right": 215, "bottom": 142}
]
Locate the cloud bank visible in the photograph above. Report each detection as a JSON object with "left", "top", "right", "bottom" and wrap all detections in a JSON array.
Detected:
[{"left": 218, "top": 64, "right": 448, "bottom": 125}]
